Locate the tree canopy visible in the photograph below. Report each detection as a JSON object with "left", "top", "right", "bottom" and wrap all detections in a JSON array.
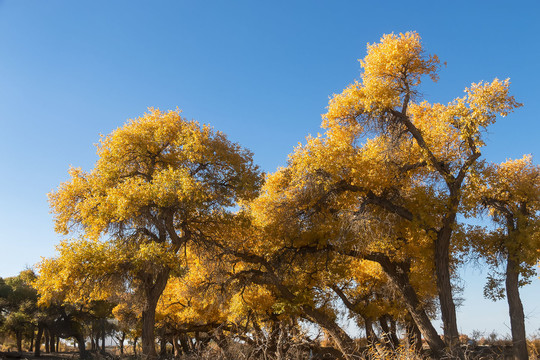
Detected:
[{"left": 23, "top": 33, "right": 538, "bottom": 360}]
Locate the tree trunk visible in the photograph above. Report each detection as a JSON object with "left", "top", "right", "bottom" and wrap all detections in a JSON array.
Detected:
[
  {"left": 133, "top": 337, "right": 138, "bottom": 356},
  {"left": 141, "top": 268, "right": 170, "bottom": 359},
  {"left": 363, "top": 317, "right": 378, "bottom": 345},
  {"left": 367, "top": 254, "right": 446, "bottom": 357},
  {"left": 173, "top": 336, "right": 182, "bottom": 356},
  {"left": 379, "top": 315, "right": 400, "bottom": 349},
  {"left": 56, "top": 337, "right": 60, "bottom": 353},
  {"left": 301, "top": 304, "right": 357, "bottom": 360},
  {"left": 141, "top": 305, "right": 158, "bottom": 358},
  {"left": 29, "top": 328, "right": 35, "bottom": 352},
  {"left": 44, "top": 329, "right": 50, "bottom": 353},
  {"left": 49, "top": 333, "right": 56, "bottom": 353},
  {"left": 159, "top": 337, "right": 167, "bottom": 356},
  {"left": 90, "top": 328, "right": 96, "bottom": 351},
  {"left": 119, "top": 332, "right": 125, "bottom": 355},
  {"left": 389, "top": 317, "right": 399, "bottom": 347},
  {"left": 506, "top": 256, "right": 528, "bottom": 360},
  {"left": 101, "top": 318, "right": 106, "bottom": 353},
  {"left": 16, "top": 331, "right": 23, "bottom": 352},
  {"left": 379, "top": 316, "right": 393, "bottom": 349},
  {"left": 34, "top": 324, "right": 44, "bottom": 357},
  {"left": 406, "top": 317, "right": 423, "bottom": 353},
  {"left": 74, "top": 332, "right": 90, "bottom": 359},
  {"left": 435, "top": 224, "right": 460, "bottom": 351},
  {"left": 179, "top": 334, "right": 190, "bottom": 354}
]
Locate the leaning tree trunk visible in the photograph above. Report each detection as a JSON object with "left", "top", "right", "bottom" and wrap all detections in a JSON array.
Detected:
[
  {"left": 506, "top": 256, "right": 528, "bottom": 360},
  {"left": 368, "top": 253, "right": 446, "bottom": 357},
  {"left": 301, "top": 304, "right": 358, "bottom": 360}
]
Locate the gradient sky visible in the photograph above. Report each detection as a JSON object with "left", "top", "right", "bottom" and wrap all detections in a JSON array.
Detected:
[{"left": 1, "top": 0, "right": 539, "bottom": 337}]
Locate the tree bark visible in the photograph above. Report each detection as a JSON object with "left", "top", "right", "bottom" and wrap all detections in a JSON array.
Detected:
[
  {"left": 506, "top": 256, "right": 528, "bottom": 360},
  {"left": 301, "top": 304, "right": 357, "bottom": 360},
  {"left": 141, "top": 267, "right": 171, "bottom": 359},
  {"left": 435, "top": 222, "right": 460, "bottom": 350}
]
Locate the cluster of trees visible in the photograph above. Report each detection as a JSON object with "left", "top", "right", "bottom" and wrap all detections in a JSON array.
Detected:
[
  {"left": 0, "top": 271, "right": 117, "bottom": 356},
  {"left": 4, "top": 32, "right": 538, "bottom": 360}
]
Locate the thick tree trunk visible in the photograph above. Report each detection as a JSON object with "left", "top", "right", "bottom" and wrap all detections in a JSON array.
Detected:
[
  {"left": 141, "top": 307, "right": 158, "bottom": 358},
  {"left": 141, "top": 268, "right": 171, "bottom": 359},
  {"left": 34, "top": 325, "right": 43, "bottom": 357},
  {"left": 74, "top": 332, "right": 89, "bottom": 359},
  {"left": 301, "top": 304, "right": 357, "bottom": 360},
  {"left": 506, "top": 256, "right": 528, "bottom": 360}
]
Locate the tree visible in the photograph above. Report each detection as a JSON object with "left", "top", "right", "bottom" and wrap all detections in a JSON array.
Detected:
[
  {"left": 243, "top": 31, "right": 521, "bottom": 357},
  {"left": 465, "top": 156, "right": 540, "bottom": 360},
  {"left": 317, "top": 31, "right": 519, "bottom": 351},
  {"left": 0, "top": 271, "right": 39, "bottom": 353},
  {"left": 41, "top": 108, "right": 262, "bottom": 358}
]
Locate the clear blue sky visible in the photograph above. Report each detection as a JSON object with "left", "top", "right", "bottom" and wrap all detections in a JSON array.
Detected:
[{"left": 0, "top": 0, "right": 539, "bottom": 337}]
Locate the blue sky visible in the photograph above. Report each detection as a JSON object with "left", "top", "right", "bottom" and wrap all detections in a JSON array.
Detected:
[{"left": 0, "top": 1, "right": 539, "bottom": 337}]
